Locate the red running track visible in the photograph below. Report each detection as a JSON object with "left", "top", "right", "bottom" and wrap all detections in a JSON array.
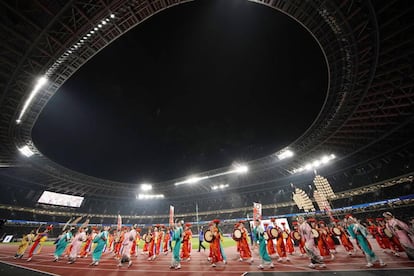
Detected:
[{"left": 1, "top": 242, "right": 414, "bottom": 276}]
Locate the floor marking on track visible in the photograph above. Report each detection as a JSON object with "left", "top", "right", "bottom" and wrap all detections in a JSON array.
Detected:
[{"left": 0, "top": 260, "right": 61, "bottom": 276}]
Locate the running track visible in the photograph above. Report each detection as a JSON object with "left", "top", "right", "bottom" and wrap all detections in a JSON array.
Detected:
[{"left": 1, "top": 243, "right": 413, "bottom": 276}]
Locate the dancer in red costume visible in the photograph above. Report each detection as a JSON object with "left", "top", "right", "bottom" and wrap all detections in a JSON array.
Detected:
[
  {"left": 209, "top": 219, "right": 223, "bottom": 267},
  {"left": 272, "top": 219, "right": 288, "bottom": 262},
  {"left": 281, "top": 222, "right": 295, "bottom": 255},
  {"left": 163, "top": 226, "right": 170, "bottom": 254},
  {"left": 377, "top": 217, "right": 404, "bottom": 255},
  {"left": 237, "top": 221, "right": 253, "bottom": 262},
  {"left": 147, "top": 226, "right": 156, "bottom": 260},
  {"left": 332, "top": 219, "right": 355, "bottom": 255},
  {"left": 265, "top": 222, "right": 276, "bottom": 256},
  {"left": 27, "top": 225, "right": 52, "bottom": 261},
  {"left": 181, "top": 223, "right": 192, "bottom": 261},
  {"left": 315, "top": 220, "right": 334, "bottom": 260},
  {"left": 291, "top": 221, "right": 306, "bottom": 256}
]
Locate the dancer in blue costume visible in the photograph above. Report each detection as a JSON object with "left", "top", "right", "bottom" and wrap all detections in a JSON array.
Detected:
[
  {"left": 53, "top": 229, "right": 72, "bottom": 261},
  {"left": 90, "top": 226, "right": 109, "bottom": 266},
  {"left": 253, "top": 219, "right": 274, "bottom": 270},
  {"left": 347, "top": 216, "right": 386, "bottom": 268},
  {"left": 170, "top": 220, "right": 183, "bottom": 270}
]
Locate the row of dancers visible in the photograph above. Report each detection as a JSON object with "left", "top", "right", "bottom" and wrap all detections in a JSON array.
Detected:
[
  {"left": 241, "top": 211, "right": 414, "bottom": 269},
  {"left": 12, "top": 211, "right": 414, "bottom": 270}
]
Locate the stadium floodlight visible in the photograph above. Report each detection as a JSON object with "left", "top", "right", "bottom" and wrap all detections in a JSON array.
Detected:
[
  {"left": 312, "top": 160, "right": 321, "bottom": 167},
  {"left": 293, "top": 153, "right": 337, "bottom": 174},
  {"left": 321, "top": 155, "right": 330, "bottom": 164},
  {"left": 211, "top": 184, "right": 229, "bottom": 190},
  {"left": 98, "top": 24, "right": 102, "bottom": 28},
  {"left": 305, "top": 163, "right": 312, "bottom": 170},
  {"left": 140, "top": 184, "right": 152, "bottom": 191},
  {"left": 175, "top": 164, "right": 249, "bottom": 186},
  {"left": 137, "top": 193, "right": 164, "bottom": 200},
  {"left": 102, "top": 20, "right": 107, "bottom": 25},
  {"left": 277, "top": 149, "right": 294, "bottom": 160},
  {"left": 175, "top": 176, "right": 209, "bottom": 186},
  {"left": 234, "top": 164, "right": 248, "bottom": 174},
  {"left": 94, "top": 27, "right": 98, "bottom": 31},
  {"left": 16, "top": 76, "right": 48, "bottom": 123},
  {"left": 18, "top": 145, "right": 34, "bottom": 157}
]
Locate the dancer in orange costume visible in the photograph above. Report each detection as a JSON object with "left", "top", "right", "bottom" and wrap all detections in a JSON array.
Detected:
[
  {"left": 209, "top": 219, "right": 223, "bottom": 267},
  {"left": 147, "top": 226, "right": 156, "bottom": 260},
  {"left": 291, "top": 221, "right": 306, "bottom": 256},
  {"left": 367, "top": 219, "right": 385, "bottom": 250},
  {"left": 281, "top": 222, "right": 295, "bottom": 255},
  {"left": 181, "top": 223, "right": 192, "bottom": 261},
  {"left": 376, "top": 218, "right": 401, "bottom": 255},
  {"left": 272, "top": 219, "right": 287, "bottom": 262},
  {"left": 114, "top": 229, "right": 125, "bottom": 258},
  {"left": 27, "top": 225, "right": 52, "bottom": 261},
  {"left": 154, "top": 225, "right": 162, "bottom": 256},
  {"left": 332, "top": 219, "right": 354, "bottom": 254},
  {"left": 163, "top": 226, "right": 170, "bottom": 254},
  {"left": 316, "top": 221, "right": 333, "bottom": 260},
  {"left": 80, "top": 227, "right": 96, "bottom": 258},
  {"left": 237, "top": 221, "right": 253, "bottom": 262},
  {"left": 319, "top": 221, "right": 336, "bottom": 254},
  {"left": 265, "top": 222, "right": 276, "bottom": 256}
]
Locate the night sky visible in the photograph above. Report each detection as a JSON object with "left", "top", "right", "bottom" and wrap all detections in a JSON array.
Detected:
[{"left": 32, "top": 0, "right": 327, "bottom": 183}]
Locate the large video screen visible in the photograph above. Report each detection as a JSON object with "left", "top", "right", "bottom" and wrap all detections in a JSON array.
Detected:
[{"left": 37, "top": 191, "right": 84, "bottom": 208}]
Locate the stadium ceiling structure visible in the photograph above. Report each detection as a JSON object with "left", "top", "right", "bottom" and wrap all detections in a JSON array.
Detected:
[{"left": 0, "top": 0, "right": 413, "bottom": 202}]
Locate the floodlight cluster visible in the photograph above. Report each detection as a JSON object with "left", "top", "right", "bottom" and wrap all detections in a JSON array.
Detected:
[
  {"left": 292, "top": 154, "right": 336, "bottom": 173},
  {"left": 276, "top": 149, "right": 294, "bottom": 160},
  {"left": 174, "top": 164, "right": 248, "bottom": 186},
  {"left": 137, "top": 194, "right": 164, "bottom": 199},
  {"left": 211, "top": 184, "right": 229, "bottom": 190},
  {"left": 16, "top": 14, "right": 116, "bottom": 124},
  {"left": 140, "top": 184, "right": 152, "bottom": 191},
  {"left": 18, "top": 145, "right": 34, "bottom": 157},
  {"left": 45, "top": 13, "right": 116, "bottom": 77}
]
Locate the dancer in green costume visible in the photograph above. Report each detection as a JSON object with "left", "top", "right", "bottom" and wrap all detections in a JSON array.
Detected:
[
  {"left": 346, "top": 216, "right": 386, "bottom": 268},
  {"left": 90, "top": 226, "right": 109, "bottom": 266},
  {"left": 253, "top": 219, "right": 274, "bottom": 270},
  {"left": 53, "top": 229, "right": 72, "bottom": 261},
  {"left": 170, "top": 220, "right": 183, "bottom": 269}
]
